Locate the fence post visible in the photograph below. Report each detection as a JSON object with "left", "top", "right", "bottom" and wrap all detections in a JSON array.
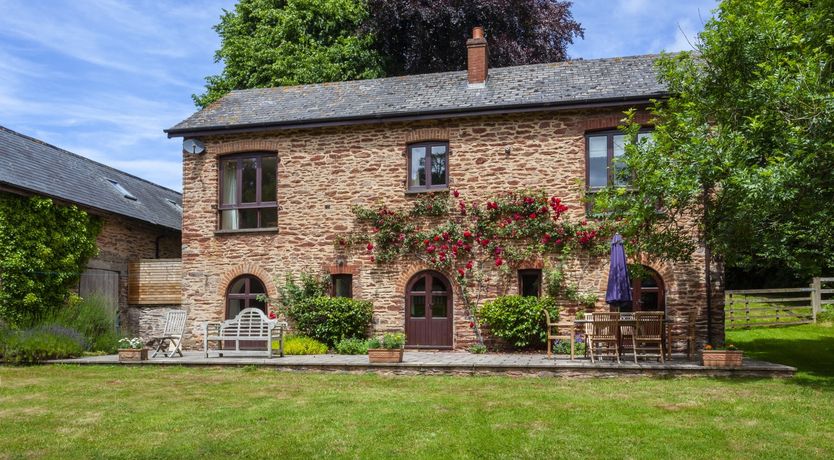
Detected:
[{"left": 811, "top": 277, "right": 822, "bottom": 322}]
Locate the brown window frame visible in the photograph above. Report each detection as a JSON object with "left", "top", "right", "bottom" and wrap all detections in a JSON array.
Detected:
[
  {"left": 585, "top": 129, "right": 652, "bottom": 191},
  {"left": 225, "top": 275, "right": 267, "bottom": 318},
  {"left": 406, "top": 141, "right": 449, "bottom": 192},
  {"left": 331, "top": 274, "right": 353, "bottom": 298},
  {"left": 518, "top": 269, "right": 542, "bottom": 297},
  {"left": 218, "top": 152, "right": 278, "bottom": 230}
]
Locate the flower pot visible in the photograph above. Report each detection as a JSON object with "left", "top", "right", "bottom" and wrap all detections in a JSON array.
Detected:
[
  {"left": 368, "top": 348, "right": 403, "bottom": 363},
  {"left": 118, "top": 348, "right": 148, "bottom": 363},
  {"left": 701, "top": 350, "right": 743, "bottom": 368}
]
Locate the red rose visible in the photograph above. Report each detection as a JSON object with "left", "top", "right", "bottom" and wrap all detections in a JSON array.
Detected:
[
  {"left": 542, "top": 234, "right": 551, "bottom": 244},
  {"left": 442, "top": 232, "right": 450, "bottom": 240},
  {"left": 529, "top": 213, "right": 537, "bottom": 219},
  {"left": 370, "top": 256, "right": 375, "bottom": 262},
  {"left": 424, "top": 239, "right": 430, "bottom": 245},
  {"left": 453, "top": 190, "right": 460, "bottom": 198},
  {"left": 495, "top": 257, "right": 504, "bottom": 267},
  {"left": 457, "top": 268, "right": 465, "bottom": 277},
  {"left": 513, "top": 213, "right": 522, "bottom": 221},
  {"left": 268, "top": 311, "right": 277, "bottom": 319},
  {"left": 494, "top": 246, "right": 502, "bottom": 255},
  {"left": 439, "top": 254, "right": 447, "bottom": 262},
  {"left": 466, "top": 260, "right": 474, "bottom": 270},
  {"left": 434, "top": 235, "right": 441, "bottom": 242},
  {"left": 469, "top": 322, "right": 474, "bottom": 328},
  {"left": 426, "top": 245, "right": 436, "bottom": 253},
  {"left": 463, "top": 230, "right": 472, "bottom": 238},
  {"left": 366, "top": 242, "right": 374, "bottom": 251}
]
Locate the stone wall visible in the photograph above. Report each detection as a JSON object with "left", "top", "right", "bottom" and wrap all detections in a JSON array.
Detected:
[
  {"left": 84, "top": 211, "right": 182, "bottom": 337},
  {"left": 180, "top": 108, "right": 723, "bottom": 349}
]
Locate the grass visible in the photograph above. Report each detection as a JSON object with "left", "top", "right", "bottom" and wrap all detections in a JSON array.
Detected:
[{"left": 0, "top": 325, "right": 832, "bottom": 459}]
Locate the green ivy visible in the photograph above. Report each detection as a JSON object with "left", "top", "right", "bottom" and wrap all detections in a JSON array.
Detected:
[{"left": 0, "top": 194, "right": 101, "bottom": 327}]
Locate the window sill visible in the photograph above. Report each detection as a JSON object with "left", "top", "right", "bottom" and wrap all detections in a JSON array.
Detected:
[
  {"left": 214, "top": 227, "right": 279, "bottom": 236},
  {"left": 405, "top": 187, "right": 449, "bottom": 195}
]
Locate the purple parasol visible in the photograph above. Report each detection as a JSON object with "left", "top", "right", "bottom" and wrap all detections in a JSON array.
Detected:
[{"left": 605, "top": 233, "right": 632, "bottom": 309}]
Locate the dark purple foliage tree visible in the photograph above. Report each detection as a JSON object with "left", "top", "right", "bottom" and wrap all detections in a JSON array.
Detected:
[{"left": 364, "top": 0, "right": 584, "bottom": 75}]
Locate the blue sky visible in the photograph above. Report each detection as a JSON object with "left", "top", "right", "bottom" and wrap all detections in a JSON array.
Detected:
[{"left": 0, "top": 0, "right": 718, "bottom": 191}]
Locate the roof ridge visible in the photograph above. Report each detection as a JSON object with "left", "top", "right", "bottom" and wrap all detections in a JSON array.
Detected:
[
  {"left": 227, "top": 53, "right": 668, "bottom": 96},
  {"left": 0, "top": 124, "right": 182, "bottom": 198}
]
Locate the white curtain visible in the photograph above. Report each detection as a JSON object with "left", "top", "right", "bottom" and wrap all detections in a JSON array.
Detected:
[{"left": 221, "top": 161, "right": 238, "bottom": 229}]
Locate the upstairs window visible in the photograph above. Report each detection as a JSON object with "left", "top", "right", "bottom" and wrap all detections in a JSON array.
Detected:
[
  {"left": 219, "top": 153, "right": 278, "bottom": 230},
  {"left": 586, "top": 130, "right": 652, "bottom": 190},
  {"left": 407, "top": 142, "right": 448, "bottom": 191}
]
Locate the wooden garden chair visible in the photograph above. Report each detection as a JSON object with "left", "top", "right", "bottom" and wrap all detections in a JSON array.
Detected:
[
  {"left": 149, "top": 310, "right": 187, "bottom": 358},
  {"left": 633, "top": 311, "right": 665, "bottom": 363},
  {"left": 544, "top": 309, "right": 575, "bottom": 360},
  {"left": 588, "top": 312, "right": 620, "bottom": 363}
]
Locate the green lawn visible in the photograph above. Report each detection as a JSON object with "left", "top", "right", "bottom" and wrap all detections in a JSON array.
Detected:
[{"left": 1, "top": 325, "right": 833, "bottom": 459}]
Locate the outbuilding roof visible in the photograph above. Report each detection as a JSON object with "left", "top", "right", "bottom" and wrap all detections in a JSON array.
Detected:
[
  {"left": 0, "top": 125, "right": 182, "bottom": 231},
  {"left": 166, "top": 54, "right": 667, "bottom": 136}
]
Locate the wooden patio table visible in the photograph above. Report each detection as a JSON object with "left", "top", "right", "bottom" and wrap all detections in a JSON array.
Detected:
[{"left": 574, "top": 316, "right": 673, "bottom": 360}]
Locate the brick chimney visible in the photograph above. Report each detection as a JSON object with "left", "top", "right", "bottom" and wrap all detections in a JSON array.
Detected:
[{"left": 466, "top": 26, "right": 488, "bottom": 86}]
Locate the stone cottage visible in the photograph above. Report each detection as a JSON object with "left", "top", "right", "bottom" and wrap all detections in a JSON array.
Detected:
[{"left": 167, "top": 28, "right": 723, "bottom": 350}]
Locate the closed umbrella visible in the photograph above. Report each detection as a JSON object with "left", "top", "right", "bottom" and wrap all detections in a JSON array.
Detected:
[{"left": 605, "top": 233, "right": 632, "bottom": 311}]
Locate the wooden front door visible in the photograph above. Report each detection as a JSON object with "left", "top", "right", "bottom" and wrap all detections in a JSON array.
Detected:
[
  {"left": 405, "top": 271, "right": 453, "bottom": 348},
  {"left": 226, "top": 275, "right": 267, "bottom": 350}
]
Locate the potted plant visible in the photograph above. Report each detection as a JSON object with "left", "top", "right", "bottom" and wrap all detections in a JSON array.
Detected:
[
  {"left": 118, "top": 337, "right": 148, "bottom": 362},
  {"left": 701, "top": 343, "right": 743, "bottom": 368},
  {"left": 367, "top": 333, "right": 405, "bottom": 363}
]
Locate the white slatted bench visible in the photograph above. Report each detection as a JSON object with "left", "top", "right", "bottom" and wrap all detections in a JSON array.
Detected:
[{"left": 202, "top": 308, "right": 287, "bottom": 358}]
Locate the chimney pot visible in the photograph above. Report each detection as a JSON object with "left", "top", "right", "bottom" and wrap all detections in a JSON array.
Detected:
[{"left": 466, "top": 26, "right": 488, "bottom": 86}]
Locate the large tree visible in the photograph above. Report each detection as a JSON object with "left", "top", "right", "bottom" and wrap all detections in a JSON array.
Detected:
[
  {"left": 364, "top": 0, "right": 583, "bottom": 76},
  {"left": 193, "top": 0, "right": 384, "bottom": 108},
  {"left": 595, "top": 0, "right": 834, "bottom": 286},
  {"left": 194, "top": 0, "right": 583, "bottom": 107}
]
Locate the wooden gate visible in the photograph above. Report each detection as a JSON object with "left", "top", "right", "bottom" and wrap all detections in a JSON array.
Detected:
[
  {"left": 726, "top": 277, "right": 834, "bottom": 329},
  {"left": 78, "top": 268, "right": 120, "bottom": 323}
]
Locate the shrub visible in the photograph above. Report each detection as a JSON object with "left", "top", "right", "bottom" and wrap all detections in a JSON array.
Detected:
[
  {"left": 278, "top": 272, "right": 330, "bottom": 310},
  {"left": 3, "top": 325, "right": 85, "bottom": 364},
  {"left": 479, "top": 295, "right": 558, "bottom": 349},
  {"left": 468, "top": 343, "right": 487, "bottom": 354},
  {"left": 367, "top": 332, "right": 405, "bottom": 350},
  {"left": 334, "top": 337, "right": 370, "bottom": 355},
  {"left": 273, "top": 335, "right": 328, "bottom": 355},
  {"left": 552, "top": 336, "right": 587, "bottom": 356},
  {"left": 48, "top": 294, "right": 118, "bottom": 353},
  {"left": 288, "top": 296, "right": 373, "bottom": 346}
]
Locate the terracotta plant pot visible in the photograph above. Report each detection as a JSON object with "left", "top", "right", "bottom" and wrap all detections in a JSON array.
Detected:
[
  {"left": 118, "top": 348, "right": 148, "bottom": 363},
  {"left": 368, "top": 348, "right": 404, "bottom": 363},
  {"left": 702, "top": 350, "right": 743, "bottom": 368}
]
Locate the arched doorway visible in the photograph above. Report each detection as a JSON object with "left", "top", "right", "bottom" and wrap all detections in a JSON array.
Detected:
[
  {"left": 632, "top": 266, "right": 665, "bottom": 312},
  {"left": 405, "top": 271, "right": 453, "bottom": 348},
  {"left": 226, "top": 275, "right": 267, "bottom": 350}
]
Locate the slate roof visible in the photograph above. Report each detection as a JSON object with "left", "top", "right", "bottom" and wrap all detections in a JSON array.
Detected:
[
  {"left": 0, "top": 125, "right": 182, "bottom": 231},
  {"left": 167, "top": 54, "right": 667, "bottom": 136}
]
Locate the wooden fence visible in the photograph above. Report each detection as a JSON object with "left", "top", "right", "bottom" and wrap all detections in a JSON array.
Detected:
[
  {"left": 127, "top": 259, "right": 182, "bottom": 305},
  {"left": 725, "top": 277, "right": 834, "bottom": 329}
]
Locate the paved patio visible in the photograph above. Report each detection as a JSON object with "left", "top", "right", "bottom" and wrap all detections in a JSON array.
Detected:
[{"left": 51, "top": 351, "right": 796, "bottom": 378}]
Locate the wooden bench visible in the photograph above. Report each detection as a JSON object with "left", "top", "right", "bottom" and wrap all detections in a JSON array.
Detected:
[{"left": 202, "top": 308, "right": 287, "bottom": 358}]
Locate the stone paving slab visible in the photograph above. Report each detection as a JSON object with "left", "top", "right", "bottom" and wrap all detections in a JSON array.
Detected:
[{"left": 48, "top": 351, "right": 796, "bottom": 378}]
